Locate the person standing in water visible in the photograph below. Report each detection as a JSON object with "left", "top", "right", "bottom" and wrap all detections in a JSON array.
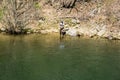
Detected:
[{"left": 59, "top": 21, "right": 65, "bottom": 39}]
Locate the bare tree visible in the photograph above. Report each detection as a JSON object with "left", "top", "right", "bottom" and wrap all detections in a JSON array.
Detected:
[{"left": 2, "top": 0, "right": 36, "bottom": 34}]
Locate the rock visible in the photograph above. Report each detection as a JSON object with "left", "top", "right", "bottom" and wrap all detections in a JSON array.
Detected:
[
  {"left": 50, "top": 29, "right": 59, "bottom": 33},
  {"left": 27, "top": 32, "right": 31, "bottom": 34},
  {"left": 90, "top": 28, "right": 98, "bottom": 35},
  {"left": 97, "top": 30, "right": 106, "bottom": 36},
  {"left": 108, "top": 35, "right": 113, "bottom": 40},
  {"left": 89, "top": 8, "right": 98, "bottom": 17},
  {"left": 34, "top": 30, "right": 39, "bottom": 33},
  {"left": 96, "top": 25, "right": 101, "bottom": 32},
  {"left": 76, "top": 19, "right": 80, "bottom": 24},
  {"left": 38, "top": 20, "right": 44, "bottom": 23},
  {"left": 33, "top": 30, "right": 37, "bottom": 33},
  {"left": 0, "top": 27, "right": 6, "bottom": 32},
  {"left": 64, "top": 24, "right": 69, "bottom": 27},
  {"left": 40, "top": 30, "right": 48, "bottom": 34},
  {"left": 66, "top": 28, "right": 77, "bottom": 36},
  {"left": 74, "top": 25, "right": 80, "bottom": 28},
  {"left": 71, "top": 19, "right": 77, "bottom": 24},
  {"left": 97, "top": 25, "right": 107, "bottom": 36},
  {"left": 117, "top": 32, "right": 120, "bottom": 39}
]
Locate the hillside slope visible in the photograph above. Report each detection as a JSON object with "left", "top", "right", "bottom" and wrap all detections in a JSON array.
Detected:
[{"left": 36, "top": 0, "right": 119, "bottom": 39}]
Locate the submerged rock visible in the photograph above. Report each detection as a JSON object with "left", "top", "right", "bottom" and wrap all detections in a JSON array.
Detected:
[
  {"left": 108, "top": 35, "right": 113, "bottom": 40},
  {"left": 27, "top": 32, "right": 31, "bottom": 34}
]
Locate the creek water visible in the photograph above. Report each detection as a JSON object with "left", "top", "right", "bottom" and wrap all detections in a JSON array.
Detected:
[{"left": 0, "top": 34, "right": 120, "bottom": 80}]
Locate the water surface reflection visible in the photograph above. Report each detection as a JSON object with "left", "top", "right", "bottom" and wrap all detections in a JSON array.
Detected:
[{"left": 0, "top": 34, "right": 120, "bottom": 80}]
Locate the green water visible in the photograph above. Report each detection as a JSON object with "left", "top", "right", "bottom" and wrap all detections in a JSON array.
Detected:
[{"left": 0, "top": 34, "right": 120, "bottom": 80}]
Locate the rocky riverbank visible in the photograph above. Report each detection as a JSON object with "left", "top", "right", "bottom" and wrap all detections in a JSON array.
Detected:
[
  {"left": 66, "top": 25, "right": 120, "bottom": 40},
  {"left": 0, "top": 0, "right": 119, "bottom": 40},
  {"left": 0, "top": 22, "right": 120, "bottom": 40}
]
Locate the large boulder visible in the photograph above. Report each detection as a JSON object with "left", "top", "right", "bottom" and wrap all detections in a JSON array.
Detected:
[{"left": 66, "top": 28, "right": 77, "bottom": 36}]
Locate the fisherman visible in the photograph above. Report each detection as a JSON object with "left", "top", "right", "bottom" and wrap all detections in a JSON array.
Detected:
[
  {"left": 60, "top": 21, "right": 68, "bottom": 39},
  {"left": 59, "top": 21, "right": 64, "bottom": 35}
]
